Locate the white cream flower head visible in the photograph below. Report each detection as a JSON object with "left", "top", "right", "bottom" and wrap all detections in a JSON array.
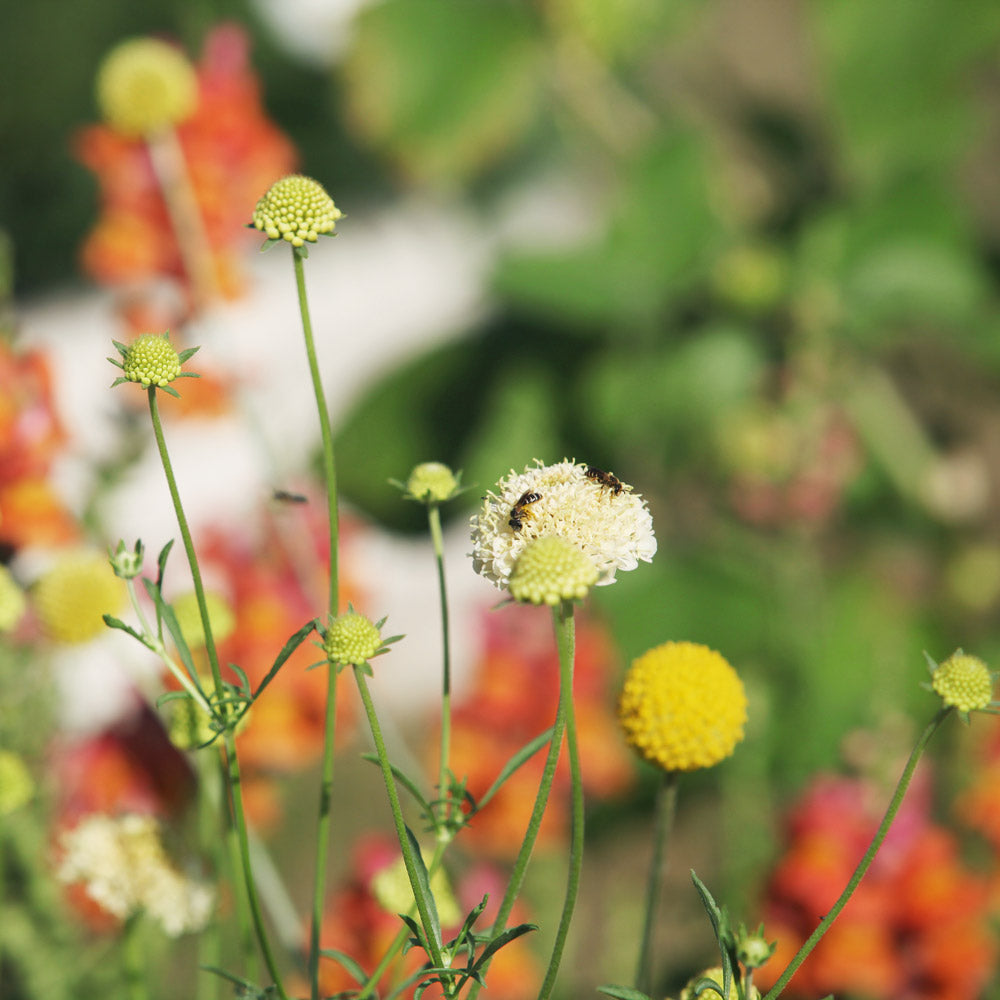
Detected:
[
  {"left": 470, "top": 459, "right": 656, "bottom": 590},
  {"left": 57, "top": 813, "right": 214, "bottom": 937}
]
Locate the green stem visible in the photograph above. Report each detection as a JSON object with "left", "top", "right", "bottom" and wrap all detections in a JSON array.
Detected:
[
  {"left": 353, "top": 665, "right": 450, "bottom": 981},
  {"left": 310, "top": 663, "right": 339, "bottom": 1000},
  {"left": 465, "top": 608, "right": 573, "bottom": 1000},
  {"left": 355, "top": 841, "right": 450, "bottom": 1000},
  {"left": 146, "top": 387, "right": 287, "bottom": 999},
  {"left": 122, "top": 915, "right": 147, "bottom": 1000},
  {"left": 536, "top": 602, "right": 581, "bottom": 1000},
  {"left": 762, "top": 707, "right": 952, "bottom": 999},
  {"left": 428, "top": 503, "right": 453, "bottom": 833},
  {"left": 292, "top": 248, "right": 338, "bottom": 618},
  {"left": 635, "top": 770, "right": 678, "bottom": 995}
]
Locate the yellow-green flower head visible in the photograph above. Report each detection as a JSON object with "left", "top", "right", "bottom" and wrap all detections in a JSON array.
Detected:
[
  {"left": 0, "top": 564, "right": 27, "bottom": 632},
  {"left": 171, "top": 590, "right": 236, "bottom": 649},
  {"left": 509, "top": 535, "right": 599, "bottom": 605},
  {"left": 470, "top": 459, "right": 656, "bottom": 590},
  {"left": 96, "top": 37, "right": 198, "bottom": 137},
  {"left": 57, "top": 813, "right": 214, "bottom": 936},
  {"left": 680, "top": 968, "right": 760, "bottom": 1000},
  {"left": 618, "top": 641, "right": 747, "bottom": 772},
  {"left": 0, "top": 750, "right": 35, "bottom": 816},
  {"left": 324, "top": 610, "right": 383, "bottom": 666},
  {"left": 371, "top": 850, "right": 461, "bottom": 927},
  {"left": 405, "top": 461, "right": 460, "bottom": 503},
  {"left": 252, "top": 174, "right": 342, "bottom": 248},
  {"left": 167, "top": 689, "right": 248, "bottom": 751},
  {"left": 932, "top": 651, "right": 993, "bottom": 713},
  {"left": 121, "top": 332, "right": 182, "bottom": 388},
  {"left": 33, "top": 550, "right": 127, "bottom": 644}
]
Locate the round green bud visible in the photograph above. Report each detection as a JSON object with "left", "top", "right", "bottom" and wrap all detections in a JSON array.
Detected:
[
  {"left": 508, "top": 535, "right": 599, "bottom": 605},
  {"left": 0, "top": 750, "right": 34, "bottom": 816},
  {"left": 251, "top": 175, "right": 342, "bottom": 248},
  {"left": 122, "top": 332, "right": 183, "bottom": 388},
  {"left": 932, "top": 651, "right": 993, "bottom": 713},
  {"left": 405, "top": 462, "right": 459, "bottom": 503},
  {"left": 324, "top": 611, "right": 383, "bottom": 666}
]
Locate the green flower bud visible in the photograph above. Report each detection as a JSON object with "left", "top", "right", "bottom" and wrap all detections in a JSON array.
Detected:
[
  {"left": 932, "top": 650, "right": 994, "bottom": 714},
  {"left": 404, "top": 462, "right": 460, "bottom": 503},
  {"left": 109, "top": 539, "right": 145, "bottom": 580},
  {"left": 324, "top": 610, "right": 385, "bottom": 666},
  {"left": 251, "top": 175, "right": 342, "bottom": 248}
]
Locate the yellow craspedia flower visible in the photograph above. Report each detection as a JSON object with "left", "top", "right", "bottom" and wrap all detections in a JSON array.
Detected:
[
  {"left": 932, "top": 651, "right": 993, "bottom": 714},
  {"left": 251, "top": 175, "right": 342, "bottom": 248},
  {"left": 618, "top": 641, "right": 747, "bottom": 772},
  {"left": 33, "top": 551, "right": 127, "bottom": 644},
  {"left": 96, "top": 37, "right": 198, "bottom": 137},
  {"left": 0, "top": 750, "right": 35, "bottom": 816},
  {"left": 171, "top": 590, "right": 236, "bottom": 649},
  {"left": 324, "top": 610, "right": 384, "bottom": 666},
  {"left": 405, "top": 462, "right": 460, "bottom": 503},
  {"left": 0, "top": 564, "right": 27, "bottom": 632},
  {"left": 509, "top": 535, "right": 599, "bottom": 605}
]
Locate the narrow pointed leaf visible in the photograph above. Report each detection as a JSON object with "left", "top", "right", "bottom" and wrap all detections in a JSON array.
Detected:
[
  {"left": 597, "top": 987, "right": 654, "bottom": 1000},
  {"left": 471, "top": 923, "right": 537, "bottom": 971},
  {"left": 360, "top": 754, "right": 430, "bottom": 812},
  {"left": 474, "top": 727, "right": 553, "bottom": 811},
  {"left": 102, "top": 614, "right": 146, "bottom": 644},
  {"left": 251, "top": 619, "right": 319, "bottom": 701},
  {"left": 318, "top": 949, "right": 369, "bottom": 986},
  {"left": 405, "top": 824, "right": 442, "bottom": 952},
  {"left": 142, "top": 578, "right": 200, "bottom": 688}
]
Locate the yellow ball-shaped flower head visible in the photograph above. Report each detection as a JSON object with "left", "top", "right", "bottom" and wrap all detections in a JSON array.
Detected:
[
  {"left": 324, "top": 611, "right": 383, "bottom": 667},
  {"left": 509, "top": 535, "right": 599, "bottom": 606},
  {"left": 96, "top": 37, "right": 198, "bottom": 137},
  {"left": 932, "top": 651, "right": 993, "bottom": 714},
  {"left": 252, "top": 175, "right": 342, "bottom": 248},
  {"left": 618, "top": 641, "right": 747, "bottom": 772},
  {"left": 33, "top": 550, "right": 127, "bottom": 644}
]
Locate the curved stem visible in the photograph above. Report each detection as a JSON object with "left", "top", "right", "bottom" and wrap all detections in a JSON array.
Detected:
[
  {"left": 309, "top": 662, "right": 339, "bottom": 1000},
  {"left": 536, "top": 602, "right": 581, "bottom": 1000},
  {"left": 428, "top": 503, "right": 453, "bottom": 832},
  {"left": 763, "top": 707, "right": 952, "bottom": 999},
  {"left": 466, "top": 608, "right": 573, "bottom": 1000},
  {"left": 353, "top": 666, "right": 449, "bottom": 981},
  {"left": 635, "top": 770, "right": 678, "bottom": 995}
]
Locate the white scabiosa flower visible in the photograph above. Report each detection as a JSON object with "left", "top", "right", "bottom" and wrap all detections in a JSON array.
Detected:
[
  {"left": 470, "top": 459, "right": 656, "bottom": 590},
  {"left": 57, "top": 813, "right": 214, "bottom": 936}
]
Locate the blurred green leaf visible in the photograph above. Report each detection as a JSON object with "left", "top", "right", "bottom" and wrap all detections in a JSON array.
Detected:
[
  {"left": 341, "top": 0, "right": 543, "bottom": 182},
  {"left": 494, "top": 131, "right": 725, "bottom": 328}
]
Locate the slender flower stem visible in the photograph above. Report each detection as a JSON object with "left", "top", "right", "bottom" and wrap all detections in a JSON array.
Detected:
[
  {"left": 292, "top": 248, "right": 338, "bottom": 618},
  {"left": 536, "top": 602, "right": 581, "bottom": 1000},
  {"left": 122, "top": 915, "right": 147, "bottom": 1000},
  {"left": 762, "top": 707, "right": 952, "bottom": 1000},
  {"left": 290, "top": 246, "right": 342, "bottom": 999},
  {"left": 635, "top": 770, "right": 678, "bottom": 995},
  {"left": 466, "top": 608, "right": 573, "bottom": 1000},
  {"left": 310, "top": 662, "right": 339, "bottom": 1000},
  {"left": 353, "top": 665, "right": 450, "bottom": 981},
  {"left": 146, "top": 387, "right": 287, "bottom": 999},
  {"left": 427, "top": 503, "right": 453, "bottom": 832}
]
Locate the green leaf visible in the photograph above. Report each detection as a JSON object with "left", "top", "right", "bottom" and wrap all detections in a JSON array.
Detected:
[
  {"left": 360, "top": 753, "right": 431, "bottom": 813},
  {"left": 318, "top": 949, "right": 369, "bottom": 986},
  {"left": 472, "top": 727, "right": 553, "bottom": 812},
  {"left": 155, "top": 540, "right": 175, "bottom": 590},
  {"left": 251, "top": 619, "right": 319, "bottom": 701},
  {"left": 470, "top": 923, "right": 537, "bottom": 972},
  {"left": 405, "top": 824, "right": 442, "bottom": 953},
  {"left": 102, "top": 614, "right": 145, "bottom": 644},
  {"left": 142, "top": 579, "right": 200, "bottom": 688},
  {"left": 597, "top": 987, "right": 654, "bottom": 1000},
  {"left": 177, "top": 345, "right": 200, "bottom": 364},
  {"left": 343, "top": 0, "right": 542, "bottom": 181}
]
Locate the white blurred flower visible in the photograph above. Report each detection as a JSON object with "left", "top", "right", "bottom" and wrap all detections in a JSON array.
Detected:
[
  {"left": 57, "top": 813, "right": 213, "bottom": 936},
  {"left": 470, "top": 459, "right": 656, "bottom": 590}
]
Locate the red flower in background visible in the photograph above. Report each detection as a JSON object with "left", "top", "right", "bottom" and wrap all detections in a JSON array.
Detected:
[
  {"left": 755, "top": 772, "right": 997, "bottom": 1000},
  {"left": 74, "top": 24, "right": 297, "bottom": 315},
  {"left": 443, "top": 605, "right": 633, "bottom": 857}
]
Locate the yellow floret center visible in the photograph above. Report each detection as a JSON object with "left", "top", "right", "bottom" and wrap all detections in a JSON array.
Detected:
[
  {"left": 618, "top": 641, "right": 747, "bottom": 772},
  {"left": 509, "top": 535, "right": 599, "bottom": 605},
  {"left": 124, "top": 333, "right": 182, "bottom": 387}
]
